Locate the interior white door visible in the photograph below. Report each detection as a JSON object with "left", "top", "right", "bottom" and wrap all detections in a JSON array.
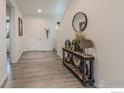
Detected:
[{"left": 27, "top": 24, "right": 50, "bottom": 51}]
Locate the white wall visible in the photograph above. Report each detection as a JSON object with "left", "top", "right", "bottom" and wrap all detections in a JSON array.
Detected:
[
  {"left": 0, "top": 0, "right": 25, "bottom": 87},
  {"left": 8, "top": 0, "right": 25, "bottom": 63},
  {"left": 55, "top": 0, "right": 69, "bottom": 23},
  {"left": 0, "top": 0, "right": 7, "bottom": 87},
  {"left": 57, "top": 0, "right": 124, "bottom": 88},
  {"left": 24, "top": 15, "right": 56, "bottom": 51},
  {"left": 53, "top": 0, "right": 69, "bottom": 51}
]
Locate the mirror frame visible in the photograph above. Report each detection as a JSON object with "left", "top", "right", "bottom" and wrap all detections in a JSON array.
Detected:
[{"left": 72, "top": 12, "right": 88, "bottom": 32}]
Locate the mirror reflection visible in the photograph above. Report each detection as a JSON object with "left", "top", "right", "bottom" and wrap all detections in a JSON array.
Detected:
[{"left": 72, "top": 12, "right": 87, "bottom": 32}]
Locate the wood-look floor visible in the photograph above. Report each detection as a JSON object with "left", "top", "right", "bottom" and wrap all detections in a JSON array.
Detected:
[{"left": 4, "top": 51, "right": 83, "bottom": 88}]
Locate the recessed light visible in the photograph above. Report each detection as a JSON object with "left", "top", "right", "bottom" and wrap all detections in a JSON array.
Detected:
[{"left": 38, "top": 9, "right": 42, "bottom": 13}]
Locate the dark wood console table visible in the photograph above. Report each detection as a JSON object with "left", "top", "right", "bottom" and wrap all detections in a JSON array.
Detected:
[{"left": 63, "top": 48, "right": 95, "bottom": 87}]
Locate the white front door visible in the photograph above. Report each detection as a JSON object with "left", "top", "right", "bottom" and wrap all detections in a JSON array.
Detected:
[{"left": 26, "top": 24, "right": 50, "bottom": 51}]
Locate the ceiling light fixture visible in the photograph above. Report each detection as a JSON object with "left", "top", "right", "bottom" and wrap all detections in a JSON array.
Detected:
[{"left": 38, "top": 9, "right": 42, "bottom": 13}]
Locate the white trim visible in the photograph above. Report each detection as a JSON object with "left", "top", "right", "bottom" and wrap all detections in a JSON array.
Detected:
[
  {"left": 0, "top": 74, "right": 8, "bottom": 88},
  {"left": 57, "top": 52, "right": 63, "bottom": 58}
]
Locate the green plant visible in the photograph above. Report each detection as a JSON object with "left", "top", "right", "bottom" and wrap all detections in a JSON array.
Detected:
[{"left": 75, "top": 32, "right": 86, "bottom": 45}]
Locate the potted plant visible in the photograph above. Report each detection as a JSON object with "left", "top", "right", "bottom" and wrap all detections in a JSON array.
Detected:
[{"left": 75, "top": 32, "right": 87, "bottom": 49}]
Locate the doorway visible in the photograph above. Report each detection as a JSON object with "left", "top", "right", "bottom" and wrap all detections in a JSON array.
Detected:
[
  {"left": 6, "top": 4, "right": 11, "bottom": 64},
  {"left": 25, "top": 16, "right": 55, "bottom": 51},
  {"left": 6, "top": 0, "right": 15, "bottom": 75}
]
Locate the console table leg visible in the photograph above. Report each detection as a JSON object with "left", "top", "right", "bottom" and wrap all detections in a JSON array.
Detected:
[
  {"left": 63, "top": 50, "right": 65, "bottom": 63},
  {"left": 82, "top": 58, "right": 86, "bottom": 87}
]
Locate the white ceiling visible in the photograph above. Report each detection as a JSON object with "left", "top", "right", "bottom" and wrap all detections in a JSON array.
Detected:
[{"left": 16, "top": 0, "right": 68, "bottom": 16}]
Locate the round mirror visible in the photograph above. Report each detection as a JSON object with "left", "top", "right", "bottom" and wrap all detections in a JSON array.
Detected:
[{"left": 72, "top": 12, "right": 87, "bottom": 32}]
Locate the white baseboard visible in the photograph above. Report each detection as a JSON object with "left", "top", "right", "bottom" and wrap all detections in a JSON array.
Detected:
[
  {"left": 11, "top": 51, "right": 24, "bottom": 63},
  {"left": 57, "top": 52, "right": 63, "bottom": 58},
  {"left": 0, "top": 74, "right": 8, "bottom": 88}
]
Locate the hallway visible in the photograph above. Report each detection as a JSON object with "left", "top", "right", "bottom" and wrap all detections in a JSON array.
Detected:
[{"left": 4, "top": 51, "right": 83, "bottom": 88}]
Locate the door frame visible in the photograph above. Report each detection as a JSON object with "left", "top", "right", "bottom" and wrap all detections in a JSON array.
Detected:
[{"left": 6, "top": 0, "right": 15, "bottom": 64}]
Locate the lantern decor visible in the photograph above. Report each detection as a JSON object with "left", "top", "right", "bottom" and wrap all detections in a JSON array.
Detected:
[{"left": 44, "top": 28, "right": 50, "bottom": 39}]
